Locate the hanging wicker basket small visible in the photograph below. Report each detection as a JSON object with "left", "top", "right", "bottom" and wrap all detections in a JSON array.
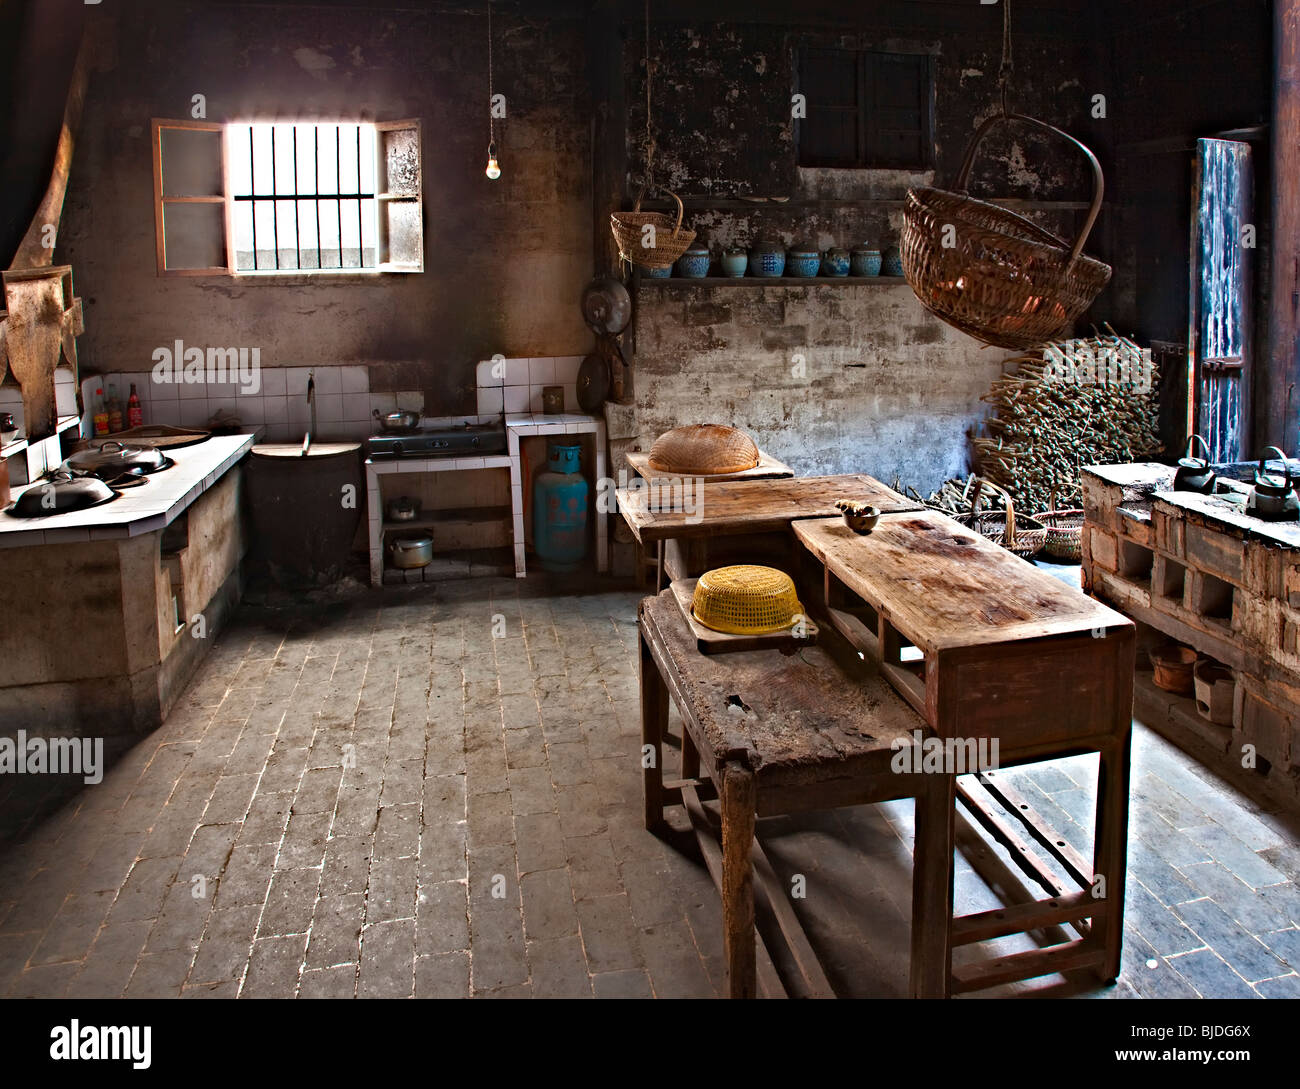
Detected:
[
  {"left": 902, "top": 112, "right": 1112, "bottom": 351},
  {"left": 611, "top": 190, "right": 696, "bottom": 271}
]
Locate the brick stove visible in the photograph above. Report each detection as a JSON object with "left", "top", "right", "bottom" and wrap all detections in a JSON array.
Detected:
[{"left": 1083, "top": 462, "right": 1300, "bottom": 808}]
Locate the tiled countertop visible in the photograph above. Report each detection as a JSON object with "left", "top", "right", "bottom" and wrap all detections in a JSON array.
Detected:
[{"left": 0, "top": 433, "right": 255, "bottom": 546}]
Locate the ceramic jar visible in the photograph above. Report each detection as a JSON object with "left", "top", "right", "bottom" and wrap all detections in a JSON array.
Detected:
[
  {"left": 823, "top": 247, "right": 850, "bottom": 277},
  {"left": 720, "top": 249, "right": 748, "bottom": 278},
  {"left": 786, "top": 242, "right": 821, "bottom": 278},
  {"left": 644, "top": 264, "right": 672, "bottom": 278},
  {"left": 851, "top": 246, "right": 882, "bottom": 277},
  {"left": 677, "top": 244, "right": 711, "bottom": 279},
  {"left": 749, "top": 238, "right": 786, "bottom": 278},
  {"left": 882, "top": 244, "right": 904, "bottom": 277}
]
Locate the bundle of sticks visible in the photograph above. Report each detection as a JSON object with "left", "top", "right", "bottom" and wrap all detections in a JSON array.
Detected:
[{"left": 895, "top": 330, "right": 1161, "bottom": 517}]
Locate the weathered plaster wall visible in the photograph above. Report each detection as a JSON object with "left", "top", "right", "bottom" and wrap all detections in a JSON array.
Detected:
[
  {"left": 621, "top": 17, "right": 1099, "bottom": 488},
  {"left": 58, "top": 0, "right": 593, "bottom": 415}
]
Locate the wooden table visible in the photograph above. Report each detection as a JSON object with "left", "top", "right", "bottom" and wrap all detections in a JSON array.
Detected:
[
  {"left": 616, "top": 473, "right": 925, "bottom": 585},
  {"left": 794, "top": 511, "right": 1136, "bottom": 993},
  {"left": 638, "top": 589, "right": 951, "bottom": 998}
]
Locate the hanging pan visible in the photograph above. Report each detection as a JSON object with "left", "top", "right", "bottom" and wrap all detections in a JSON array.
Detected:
[
  {"left": 902, "top": 112, "right": 1112, "bottom": 351},
  {"left": 581, "top": 277, "right": 632, "bottom": 336}
]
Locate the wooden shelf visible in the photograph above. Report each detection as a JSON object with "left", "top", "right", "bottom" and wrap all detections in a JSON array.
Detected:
[
  {"left": 635, "top": 198, "right": 1098, "bottom": 212},
  {"left": 382, "top": 505, "right": 511, "bottom": 533},
  {"left": 636, "top": 275, "right": 908, "bottom": 287}
]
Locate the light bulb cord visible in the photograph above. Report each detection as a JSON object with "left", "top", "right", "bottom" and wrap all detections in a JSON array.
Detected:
[{"left": 487, "top": 0, "right": 495, "bottom": 146}]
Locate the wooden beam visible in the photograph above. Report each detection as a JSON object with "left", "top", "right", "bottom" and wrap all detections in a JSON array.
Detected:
[{"left": 1263, "top": 0, "right": 1300, "bottom": 449}]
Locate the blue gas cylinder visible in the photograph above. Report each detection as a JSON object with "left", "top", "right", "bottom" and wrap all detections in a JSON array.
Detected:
[{"left": 533, "top": 442, "right": 589, "bottom": 571}]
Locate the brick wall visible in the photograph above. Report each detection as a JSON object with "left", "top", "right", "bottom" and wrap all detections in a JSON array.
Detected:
[{"left": 630, "top": 281, "right": 1006, "bottom": 489}]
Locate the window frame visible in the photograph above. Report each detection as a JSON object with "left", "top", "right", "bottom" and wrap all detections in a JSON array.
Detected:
[
  {"left": 151, "top": 116, "right": 424, "bottom": 277},
  {"left": 794, "top": 48, "right": 937, "bottom": 171}
]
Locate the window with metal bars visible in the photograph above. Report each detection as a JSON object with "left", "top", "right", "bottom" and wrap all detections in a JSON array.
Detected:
[
  {"left": 228, "top": 122, "right": 377, "bottom": 271},
  {"left": 151, "top": 117, "right": 423, "bottom": 276}
]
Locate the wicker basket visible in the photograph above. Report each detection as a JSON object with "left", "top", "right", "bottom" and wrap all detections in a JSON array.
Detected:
[
  {"left": 958, "top": 478, "right": 1047, "bottom": 560},
  {"left": 647, "top": 424, "right": 760, "bottom": 476},
  {"left": 692, "top": 565, "right": 804, "bottom": 636},
  {"left": 611, "top": 190, "right": 696, "bottom": 271},
  {"left": 902, "top": 112, "right": 1112, "bottom": 351},
  {"left": 1034, "top": 497, "right": 1084, "bottom": 562}
]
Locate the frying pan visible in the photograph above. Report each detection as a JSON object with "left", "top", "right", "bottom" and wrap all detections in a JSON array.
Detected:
[{"left": 581, "top": 277, "right": 632, "bottom": 336}]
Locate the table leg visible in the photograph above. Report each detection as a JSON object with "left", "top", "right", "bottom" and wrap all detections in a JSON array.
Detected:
[
  {"left": 910, "top": 772, "right": 956, "bottom": 999},
  {"left": 639, "top": 630, "right": 669, "bottom": 832},
  {"left": 681, "top": 723, "right": 700, "bottom": 781},
  {"left": 1093, "top": 729, "right": 1132, "bottom": 983},
  {"left": 721, "top": 761, "right": 757, "bottom": 999},
  {"left": 656, "top": 540, "right": 664, "bottom": 592}
]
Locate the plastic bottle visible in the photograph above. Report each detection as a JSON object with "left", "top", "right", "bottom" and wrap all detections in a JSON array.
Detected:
[
  {"left": 127, "top": 383, "right": 143, "bottom": 428},
  {"left": 107, "top": 383, "right": 123, "bottom": 433},
  {"left": 92, "top": 388, "right": 108, "bottom": 437}
]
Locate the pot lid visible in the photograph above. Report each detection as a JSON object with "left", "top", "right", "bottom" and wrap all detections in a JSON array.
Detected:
[
  {"left": 580, "top": 276, "right": 632, "bottom": 336},
  {"left": 7, "top": 471, "right": 116, "bottom": 518}
]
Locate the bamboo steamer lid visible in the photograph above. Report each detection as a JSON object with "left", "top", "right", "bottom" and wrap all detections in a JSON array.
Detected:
[{"left": 647, "top": 424, "right": 760, "bottom": 476}]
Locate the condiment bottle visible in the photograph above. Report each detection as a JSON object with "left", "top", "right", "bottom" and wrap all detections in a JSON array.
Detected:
[
  {"left": 92, "top": 388, "right": 109, "bottom": 437},
  {"left": 127, "top": 383, "right": 143, "bottom": 428},
  {"left": 107, "top": 383, "right": 123, "bottom": 433}
]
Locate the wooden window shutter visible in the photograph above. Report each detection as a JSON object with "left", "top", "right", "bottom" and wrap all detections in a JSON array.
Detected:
[
  {"left": 152, "top": 119, "right": 231, "bottom": 275},
  {"left": 375, "top": 119, "right": 423, "bottom": 272}
]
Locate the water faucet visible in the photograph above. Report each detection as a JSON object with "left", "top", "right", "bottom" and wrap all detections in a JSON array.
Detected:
[{"left": 302, "top": 370, "right": 317, "bottom": 456}]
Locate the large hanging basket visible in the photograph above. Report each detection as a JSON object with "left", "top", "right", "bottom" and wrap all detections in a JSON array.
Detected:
[
  {"left": 611, "top": 190, "right": 696, "bottom": 271},
  {"left": 902, "top": 113, "right": 1112, "bottom": 351}
]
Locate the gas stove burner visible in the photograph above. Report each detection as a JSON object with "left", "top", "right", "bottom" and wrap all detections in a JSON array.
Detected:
[{"left": 366, "top": 420, "right": 507, "bottom": 459}]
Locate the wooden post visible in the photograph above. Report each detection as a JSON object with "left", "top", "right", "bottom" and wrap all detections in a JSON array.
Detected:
[
  {"left": 910, "top": 771, "right": 955, "bottom": 999},
  {"left": 721, "top": 760, "right": 757, "bottom": 999},
  {"left": 1264, "top": 0, "right": 1300, "bottom": 449},
  {"left": 638, "top": 626, "right": 668, "bottom": 832},
  {"left": 587, "top": 0, "right": 627, "bottom": 277}
]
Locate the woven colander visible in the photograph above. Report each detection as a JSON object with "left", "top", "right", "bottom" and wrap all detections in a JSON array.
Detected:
[
  {"left": 691, "top": 566, "right": 804, "bottom": 636},
  {"left": 647, "top": 424, "right": 760, "bottom": 476}
]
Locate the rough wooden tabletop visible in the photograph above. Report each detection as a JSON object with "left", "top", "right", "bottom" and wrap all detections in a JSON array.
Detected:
[
  {"left": 640, "top": 590, "right": 923, "bottom": 788},
  {"left": 617, "top": 473, "right": 924, "bottom": 543},
  {"left": 794, "top": 512, "right": 1132, "bottom": 651}
]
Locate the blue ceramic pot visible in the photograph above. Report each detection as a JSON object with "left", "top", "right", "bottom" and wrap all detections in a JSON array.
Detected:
[
  {"left": 787, "top": 248, "right": 821, "bottom": 278},
  {"left": 749, "top": 240, "right": 786, "bottom": 278},
  {"left": 677, "top": 245, "right": 711, "bottom": 279},
  {"left": 882, "top": 245, "right": 904, "bottom": 277},
  {"left": 644, "top": 264, "right": 672, "bottom": 278},
  {"left": 720, "top": 250, "right": 748, "bottom": 278},
  {"left": 823, "top": 248, "right": 850, "bottom": 277},
  {"left": 851, "top": 247, "right": 882, "bottom": 277}
]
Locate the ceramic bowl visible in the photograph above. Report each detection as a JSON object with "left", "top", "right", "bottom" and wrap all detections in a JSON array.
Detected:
[
  {"left": 787, "top": 250, "right": 821, "bottom": 278},
  {"left": 840, "top": 505, "right": 881, "bottom": 534},
  {"left": 851, "top": 247, "right": 882, "bottom": 277}
]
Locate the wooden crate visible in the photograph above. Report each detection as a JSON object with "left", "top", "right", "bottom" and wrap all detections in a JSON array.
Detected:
[{"left": 794, "top": 512, "right": 1134, "bottom": 760}]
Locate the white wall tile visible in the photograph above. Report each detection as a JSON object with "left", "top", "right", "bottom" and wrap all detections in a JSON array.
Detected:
[
  {"left": 260, "top": 368, "right": 287, "bottom": 396},
  {"left": 149, "top": 400, "right": 181, "bottom": 426},
  {"left": 504, "top": 358, "right": 529, "bottom": 386},
  {"left": 315, "top": 393, "right": 343, "bottom": 422},
  {"left": 342, "top": 392, "right": 371, "bottom": 421},
  {"left": 529, "top": 357, "right": 556, "bottom": 384},
  {"left": 178, "top": 379, "right": 207, "bottom": 400},
  {"left": 179, "top": 400, "right": 209, "bottom": 428},
  {"left": 556, "top": 356, "right": 582, "bottom": 384},
  {"left": 311, "top": 368, "right": 342, "bottom": 395},
  {"left": 147, "top": 374, "right": 179, "bottom": 400},
  {"left": 369, "top": 393, "right": 397, "bottom": 415},
  {"left": 477, "top": 359, "right": 505, "bottom": 388},
  {"left": 341, "top": 365, "right": 369, "bottom": 394},
  {"left": 263, "top": 395, "right": 288, "bottom": 424},
  {"left": 504, "top": 385, "right": 530, "bottom": 413},
  {"left": 477, "top": 386, "right": 504, "bottom": 416},
  {"left": 285, "top": 367, "right": 312, "bottom": 396}
]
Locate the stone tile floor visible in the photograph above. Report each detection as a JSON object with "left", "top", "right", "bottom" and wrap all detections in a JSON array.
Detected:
[{"left": 0, "top": 577, "right": 1298, "bottom": 998}]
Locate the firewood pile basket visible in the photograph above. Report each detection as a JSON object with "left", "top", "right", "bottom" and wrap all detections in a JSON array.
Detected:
[{"left": 957, "top": 478, "right": 1047, "bottom": 560}]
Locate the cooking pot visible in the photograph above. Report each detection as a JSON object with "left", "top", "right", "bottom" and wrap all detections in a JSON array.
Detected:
[
  {"left": 373, "top": 409, "right": 421, "bottom": 434},
  {"left": 388, "top": 533, "right": 433, "bottom": 568},
  {"left": 65, "top": 440, "right": 170, "bottom": 479},
  {"left": 1247, "top": 445, "right": 1300, "bottom": 522},
  {"left": 580, "top": 276, "right": 632, "bottom": 335},
  {"left": 6, "top": 471, "right": 116, "bottom": 518},
  {"left": 1173, "top": 434, "right": 1216, "bottom": 494},
  {"left": 387, "top": 495, "right": 421, "bottom": 522}
]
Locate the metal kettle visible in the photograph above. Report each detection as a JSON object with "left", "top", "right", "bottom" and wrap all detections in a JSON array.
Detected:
[
  {"left": 1173, "top": 434, "right": 1217, "bottom": 494},
  {"left": 1246, "top": 445, "right": 1300, "bottom": 521}
]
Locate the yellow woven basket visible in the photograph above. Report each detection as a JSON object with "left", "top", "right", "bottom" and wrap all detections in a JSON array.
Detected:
[{"left": 691, "top": 565, "right": 804, "bottom": 636}]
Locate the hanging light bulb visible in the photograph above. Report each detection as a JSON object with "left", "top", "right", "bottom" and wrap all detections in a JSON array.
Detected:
[{"left": 484, "top": 1, "right": 501, "bottom": 180}]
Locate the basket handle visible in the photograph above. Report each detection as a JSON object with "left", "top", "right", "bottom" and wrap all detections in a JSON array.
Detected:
[
  {"left": 1184, "top": 433, "right": 1211, "bottom": 465},
  {"left": 969, "top": 476, "right": 1018, "bottom": 551},
  {"left": 953, "top": 111, "right": 1105, "bottom": 267},
  {"left": 629, "top": 187, "right": 686, "bottom": 238},
  {"left": 1259, "top": 445, "right": 1293, "bottom": 487}
]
